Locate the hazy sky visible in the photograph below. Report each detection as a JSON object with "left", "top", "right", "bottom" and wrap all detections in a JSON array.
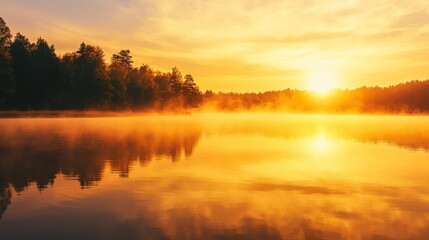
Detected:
[{"left": 2, "top": 0, "right": 429, "bottom": 92}]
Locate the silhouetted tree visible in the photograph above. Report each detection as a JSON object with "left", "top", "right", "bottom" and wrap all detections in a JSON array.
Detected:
[
  {"left": 72, "top": 43, "right": 109, "bottom": 108},
  {"left": 111, "top": 49, "right": 133, "bottom": 69},
  {"left": 0, "top": 17, "right": 12, "bottom": 47},
  {"left": 31, "top": 38, "right": 61, "bottom": 108},
  {"left": 183, "top": 74, "right": 202, "bottom": 108},
  {"left": 155, "top": 71, "right": 172, "bottom": 104},
  {"left": 202, "top": 80, "right": 429, "bottom": 113},
  {"left": 10, "top": 33, "right": 33, "bottom": 108},
  {"left": 1, "top": 19, "right": 207, "bottom": 111},
  {"left": 58, "top": 52, "right": 77, "bottom": 108},
  {"left": 127, "top": 64, "right": 156, "bottom": 108},
  {"left": 0, "top": 49, "right": 13, "bottom": 108},
  {"left": 169, "top": 67, "right": 183, "bottom": 97},
  {"left": 163, "top": 67, "right": 184, "bottom": 109},
  {"left": 0, "top": 18, "right": 13, "bottom": 108},
  {"left": 109, "top": 50, "right": 132, "bottom": 108}
]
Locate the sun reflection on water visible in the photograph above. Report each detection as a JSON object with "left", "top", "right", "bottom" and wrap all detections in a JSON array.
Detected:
[{"left": 310, "top": 131, "right": 332, "bottom": 155}]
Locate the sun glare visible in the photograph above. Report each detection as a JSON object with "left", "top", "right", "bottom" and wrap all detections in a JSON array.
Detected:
[
  {"left": 307, "top": 69, "right": 339, "bottom": 96},
  {"left": 311, "top": 132, "right": 332, "bottom": 154}
]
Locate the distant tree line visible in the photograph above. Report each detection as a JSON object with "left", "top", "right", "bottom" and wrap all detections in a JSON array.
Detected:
[
  {"left": 203, "top": 80, "right": 429, "bottom": 113},
  {"left": 0, "top": 17, "right": 202, "bottom": 110}
]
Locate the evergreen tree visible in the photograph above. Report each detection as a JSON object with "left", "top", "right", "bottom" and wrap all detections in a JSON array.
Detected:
[
  {"left": 127, "top": 64, "right": 155, "bottom": 108},
  {"left": 111, "top": 49, "right": 133, "bottom": 69},
  {"left": 1, "top": 19, "right": 205, "bottom": 111},
  {"left": 183, "top": 74, "right": 202, "bottom": 108},
  {"left": 10, "top": 33, "right": 33, "bottom": 108},
  {"left": 169, "top": 67, "right": 183, "bottom": 97},
  {"left": 73, "top": 43, "right": 109, "bottom": 108},
  {"left": 109, "top": 50, "right": 132, "bottom": 108},
  {"left": 0, "top": 17, "right": 12, "bottom": 47},
  {"left": 0, "top": 18, "right": 13, "bottom": 108},
  {"left": 31, "top": 38, "right": 60, "bottom": 108}
]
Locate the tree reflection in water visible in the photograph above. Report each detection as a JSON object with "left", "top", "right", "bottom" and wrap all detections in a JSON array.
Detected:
[{"left": 0, "top": 117, "right": 202, "bottom": 219}]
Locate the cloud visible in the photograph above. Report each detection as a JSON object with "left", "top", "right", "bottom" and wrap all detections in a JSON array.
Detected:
[{"left": 392, "top": 10, "right": 429, "bottom": 28}]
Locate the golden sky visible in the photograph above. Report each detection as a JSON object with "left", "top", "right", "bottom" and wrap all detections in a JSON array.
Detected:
[{"left": 2, "top": 0, "right": 429, "bottom": 92}]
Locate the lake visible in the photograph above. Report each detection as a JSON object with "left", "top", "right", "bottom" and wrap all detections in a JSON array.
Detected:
[{"left": 1, "top": 114, "right": 429, "bottom": 240}]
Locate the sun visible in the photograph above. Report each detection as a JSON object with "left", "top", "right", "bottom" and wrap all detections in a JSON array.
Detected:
[{"left": 307, "top": 68, "right": 339, "bottom": 96}]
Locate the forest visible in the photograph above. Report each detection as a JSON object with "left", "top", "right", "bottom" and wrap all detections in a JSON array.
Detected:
[
  {"left": 0, "top": 17, "right": 202, "bottom": 111},
  {"left": 203, "top": 80, "right": 429, "bottom": 113},
  {"left": 1, "top": 17, "right": 429, "bottom": 113}
]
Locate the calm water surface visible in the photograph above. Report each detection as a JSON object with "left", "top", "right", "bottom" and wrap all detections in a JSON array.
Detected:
[{"left": 1, "top": 114, "right": 429, "bottom": 240}]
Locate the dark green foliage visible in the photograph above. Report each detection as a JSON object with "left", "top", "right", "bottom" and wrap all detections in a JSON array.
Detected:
[
  {"left": 73, "top": 43, "right": 109, "bottom": 109},
  {"left": 59, "top": 52, "right": 78, "bottom": 108},
  {"left": 32, "top": 38, "right": 61, "bottom": 108},
  {"left": 9, "top": 35, "right": 62, "bottom": 109},
  {"left": 0, "top": 18, "right": 14, "bottom": 108},
  {"left": 0, "top": 18, "right": 203, "bottom": 111},
  {"left": 10, "top": 33, "right": 33, "bottom": 108},
  {"left": 0, "top": 48, "right": 13, "bottom": 108}
]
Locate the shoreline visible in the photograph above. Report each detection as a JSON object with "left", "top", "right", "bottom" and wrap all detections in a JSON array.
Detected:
[
  {"left": 0, "top": 110, "right": 428, "bottom": 118},
  {"left": 0, "top": 110, "right": 192, "bottom": 118}
]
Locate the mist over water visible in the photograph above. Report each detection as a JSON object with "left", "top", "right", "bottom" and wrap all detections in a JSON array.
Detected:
[{"left": 1, "top": 114, "right": 429, "bottom": 240}]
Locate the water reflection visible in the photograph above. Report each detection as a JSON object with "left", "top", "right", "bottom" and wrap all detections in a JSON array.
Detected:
[
  {"left": 0, "top": 114, "right": 429, "bottom": 240},
  {"left": 203, "top": 114, "right": 429, "bottom": 152},
  {"left": 0, "top": 116, "right": 202, "bottom": 220},
  {"left": 0, "top": 117, "right": 201, "bottom": 186}
]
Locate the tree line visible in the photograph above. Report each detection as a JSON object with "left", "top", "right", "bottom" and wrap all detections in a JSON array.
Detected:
[
  {"left": 203, "top": 80, "right": 429, "bottom": 113},
  {"left": 0, "top": 17, "right": 202, "bottom": 110}
]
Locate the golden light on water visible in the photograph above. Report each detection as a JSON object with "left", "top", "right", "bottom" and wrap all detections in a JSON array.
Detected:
[
  {"left": 310, "top": 131, "right": 332, "bottom": 154},
  {"left": 2, "top": 115, "right": 429, "bottom": 239}
]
